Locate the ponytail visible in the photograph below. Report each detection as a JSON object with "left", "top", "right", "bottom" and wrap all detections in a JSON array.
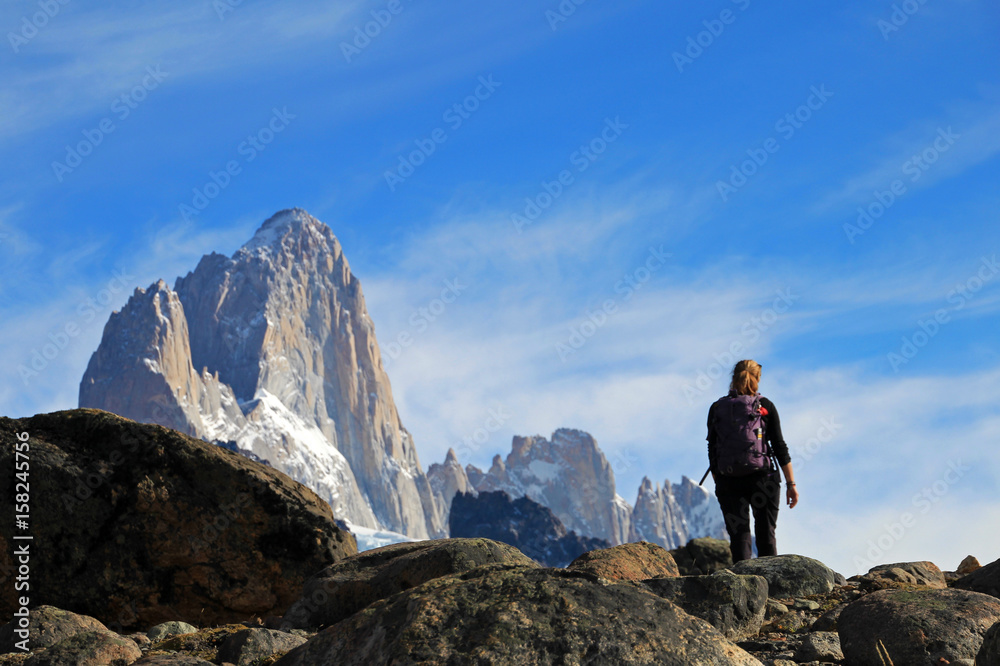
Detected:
[{"left": 730, "top": 359, "right": 761, "bottom": 395}]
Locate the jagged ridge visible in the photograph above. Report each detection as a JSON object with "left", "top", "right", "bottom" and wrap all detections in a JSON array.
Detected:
[
  {"left": 80, "top": 208, "right": 444, "bottom": 539},
  {"left": 428, "top": 427, "right": 726, "bottom": 548}
]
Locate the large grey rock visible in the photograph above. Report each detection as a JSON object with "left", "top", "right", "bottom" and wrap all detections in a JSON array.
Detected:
[
  {"left": 794, "top": 631, "right": 843, "bottom": 662},
  {"left": 669, "top": 537, "right": 733, "bottom": 576},
  {"left": 146, "top": 622, "right": 197, "bottom": 643},
  {"left": 978, "top": 621, "right": 1000, "bottom": 666},
  {"left": 567, "top": 541, "right": 679, "bottom": 581},
  {"left": 0, "top": 606, "right": 106, "bottom": 653},
  {"left": 839, "top": 588, "right": 1000, "bottom": 665},
  {"left": 23, "top": 631, "right": 140, "bottom": 666},
  {"left": 275, "top": 566, "right": 763, "bottom": 665},
  {"left": 730, "top": 554, "right": 836, "bottom": 598},
  {"left": 0, "top": 410, "right": 356, "bottom": 630},
  {"left": 217, "top": 629, "right": 305, "bottom": 666},
  {"left": 858, "top": 561, "right": 947, "bottom": 590},
  {"left": 957, "top": 555, "right": 981, "bottom": 575},
  {"left": 643, "top": 569, "right": 767, "bottom": 640},
  {"left": 79, "top": 208, "right": 446, "bottom": 539},
  {"left": 955, "top": 556, "right": 1000, "bottom": 599},
  {"left": 146, "top": 624, "right": 256, "bottom": 662},
  {"left": 281, "top": 538, "right": 537, "bottom": 630}
]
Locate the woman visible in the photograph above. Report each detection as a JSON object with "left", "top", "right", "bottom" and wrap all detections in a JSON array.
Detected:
[{"left": 707, "top": 359, "right": 798, "bottom": 562}]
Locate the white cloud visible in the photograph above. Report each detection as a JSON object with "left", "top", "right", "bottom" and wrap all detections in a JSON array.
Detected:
[
  {"left": 360, "top": 197, "right": 1000, "bottom": 575},
  {"left": 0, "top": 1, "right": 361, "bottom": 141},
  {"left": 0, "top": 208, "right": 267, "bottom": 419},
  {"left": 815, "top": 100, "right": 1000, "bottom": 213}
]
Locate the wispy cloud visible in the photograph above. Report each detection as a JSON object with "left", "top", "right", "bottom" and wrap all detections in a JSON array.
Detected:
[
  {"left": 0, "top": 207, "right": 266, "bottom": 419},
  {"left": 814, "top": 100, "right": 1000, "bottom": 213},
  {"left": 358, "top": 194, "right": 1000, "bottom": 574},
  {"left": 0, "top": 1, "right": 361, "bottom": 141}
]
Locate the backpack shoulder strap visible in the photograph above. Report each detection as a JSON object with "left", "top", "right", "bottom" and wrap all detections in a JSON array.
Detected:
[{"left": 756, "top": 395, "right": 780, "bottom": 470}]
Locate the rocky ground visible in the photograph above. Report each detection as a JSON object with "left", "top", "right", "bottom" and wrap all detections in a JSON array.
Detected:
[
  {"left": 3, "top": 540, "right": 998, "bottom": 665},
  {"left": 3, "top": 411, "right": 999, "bottom": 665}
]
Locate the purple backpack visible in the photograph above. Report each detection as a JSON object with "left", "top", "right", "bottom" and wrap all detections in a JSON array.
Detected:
[{"left": 713, "top": 393, "right": 771, "bottom": 476}]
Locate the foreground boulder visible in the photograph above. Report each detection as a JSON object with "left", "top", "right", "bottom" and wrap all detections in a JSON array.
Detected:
[
  {"left": 954, "top": 556, "right": 1000, "bottom": 599},
  {"left": 281, "top": 538, "right": 537, "bottom": 630},
  {"left": 22, "top": 630, "right": 141, "bottom": 666},
  {"left": 145, "top": 622, "right": 198, "bottom": 643},
  {"left": 669, "top": 538, "right": 732, "bottom": 576},
  {"left": 794, "top": 631, "right": 843, "bottom": 663},
  {"left": 146, "top": 625, "right": 251, "bottom": 663},
  {"left": 856, "top": 561, "right": 947, "bottom": 590},
  {"left": 133, "top": 657, "right": 215, "bottom": 665},
  {"left": 730, "top": 554, "right": 836, "bottom": 598},
  {"left": 979, "top": 621, "right": 1000, "bottom": 666},
  {"left": 217, "top": 628, "right": 306, "bottom": 666},
  {"left": 566, "top": 541, "right": 679, "bottom": 581},
  {"left": 839, "top": 587, "right": 1000, "bottom": 665},
  {"left": 0, "top": 606, "right": 106, "bottom": 653},
  {"left": 0, "top": 410, "right": 356, "bottom": 630},
  {"left": 643, "top": 569, "right": 767, "bottom": 640},
  {"left": 275, "top": 566, "right": 762, "bottom": 665},
  {"left": 957, "top": 555, "right": 982, "bottom": 575}
]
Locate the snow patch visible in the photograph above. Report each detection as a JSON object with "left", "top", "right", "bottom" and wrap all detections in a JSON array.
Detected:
[
  {"left": 345, "top": 522, "right": 422, "bottom": 552},
  {"left": 527, "top": 459, "right": 561, "bottom": 483}
]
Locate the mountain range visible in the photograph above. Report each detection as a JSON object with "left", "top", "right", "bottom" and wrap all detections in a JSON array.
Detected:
[
  {"left": 79, "top": 208, "right": 724, "bottom": 547},
  {"left": 428, "top": 428, "right": 725, "bottom": 548}
]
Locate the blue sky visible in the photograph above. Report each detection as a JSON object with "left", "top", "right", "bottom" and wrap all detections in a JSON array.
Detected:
[{"left": 1, "top": 0, "right": 998, "bottom": 574}]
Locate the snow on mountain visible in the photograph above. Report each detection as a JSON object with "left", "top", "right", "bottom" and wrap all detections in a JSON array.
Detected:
[
  {"left": 629, "top": 475, "right": 726, "bottom": 549},
  {"left": 344, "top": 522, "right": 422, "bottom": 552},
  {"left": 458, "top": 429, "right": 727, "bottom": 548},
  {"left": 80, "top": 208, "right": 443, "bottom": 539},
  {"left": 465, "top": 429, "right": 632, "bottom": 545}
]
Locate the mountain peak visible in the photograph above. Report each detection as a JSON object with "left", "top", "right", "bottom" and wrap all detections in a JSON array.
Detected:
[
  {"left": 80, "top": 208, "right": 444, "bottom": 540},
  {"left": 239, "top": 208, "right": 338, "bottom": 256}
]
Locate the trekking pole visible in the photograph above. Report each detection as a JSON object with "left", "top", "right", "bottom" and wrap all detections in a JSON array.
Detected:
[{"left": 698, "top": 467, "right": 711, "bottom": 486}]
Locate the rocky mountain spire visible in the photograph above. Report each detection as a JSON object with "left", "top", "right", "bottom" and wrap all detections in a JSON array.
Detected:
[
  {"left": 464, "top": 428, "right": 632, "bottom": 545},
  {"left": 80, "top": 208, "right": 444, "bottom": 539},
  {"left": 461, "top": 429, "right": 726, "bottom": 547},
  {"left": 426, "top": 448, "right": 474, "bottom": 519}
]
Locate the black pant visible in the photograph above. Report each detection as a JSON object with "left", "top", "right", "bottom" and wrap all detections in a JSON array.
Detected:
[{"left": 714, "top": 469, "right": 781, "bottom": 563}]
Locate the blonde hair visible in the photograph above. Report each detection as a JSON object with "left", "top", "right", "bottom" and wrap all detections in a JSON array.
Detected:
[{"left": 730, "top": 359, "right": 761, "bottom": 395}]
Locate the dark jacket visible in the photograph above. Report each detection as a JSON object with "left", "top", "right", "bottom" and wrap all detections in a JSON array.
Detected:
[{"left": 707, "top": 395, "right": 791, "bottom": 474}]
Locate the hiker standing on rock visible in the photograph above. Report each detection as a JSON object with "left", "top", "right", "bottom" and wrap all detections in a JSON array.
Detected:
[{"left": 707, "top": 359, "right": 798, "bottom": 563}]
